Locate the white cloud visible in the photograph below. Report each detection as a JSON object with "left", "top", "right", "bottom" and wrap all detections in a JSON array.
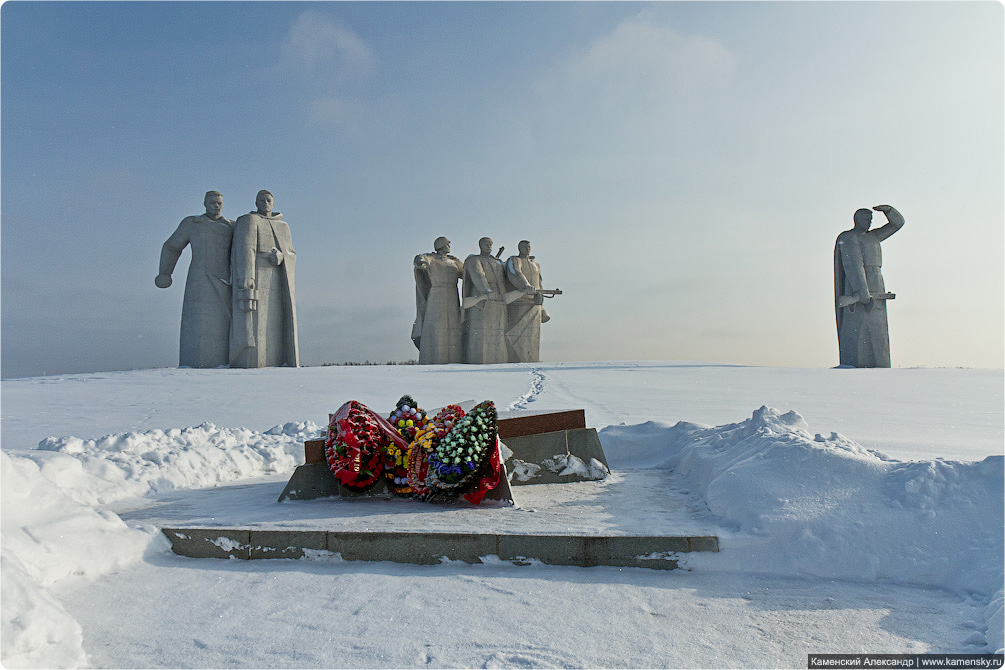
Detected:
[
  {"left": 279, "top": 11, "right": 375, "bottom": 78},
  {"left": 272, "top": 12, "right": 378, "bottom": 133},
  {"left": 532, "top": 14, "right": 735, "bottom": 127},
  {"left": 565, "top": 16, "right": 732, "bottom": 98}
]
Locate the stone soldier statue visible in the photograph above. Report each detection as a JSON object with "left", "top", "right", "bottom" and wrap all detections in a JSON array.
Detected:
[
  {"left": 504, "top": 240, "right": 550, "bottom": 363},
  {"left": 155, "top": 191, "right": 234, "bottom": 368},
  {"left": 834, "top": 204, "right": 905, "bottom": 368},
  {"left": 412, "top": 237, "right": 465, "bottom": 364},
  {"left": 230, "top": 190, "right": 299, "bottom": 368},
  {"left": 461, "top": 237, "right": 508, "bottom": 364}
]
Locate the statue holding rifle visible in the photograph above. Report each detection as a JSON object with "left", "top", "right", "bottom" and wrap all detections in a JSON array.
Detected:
[
  {"left": 504, "top": 240, "right": 561, "bottom": 363},
  {"left": 834, "top": 204, "right": 905, "bottom": 368},
  {"left": 461, "top": 237, "right": 509, "bottom": 364}
]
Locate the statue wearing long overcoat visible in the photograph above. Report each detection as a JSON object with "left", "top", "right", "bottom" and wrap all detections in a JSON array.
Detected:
[
  {"left": 158, "top": 214, "right": 233, "bottom": 368},
  {"left": 834, "top": 206, "right": 904, "bottom": 368},
  {"left": 230, "top": 210, "right": 299, "bottom": 368}
]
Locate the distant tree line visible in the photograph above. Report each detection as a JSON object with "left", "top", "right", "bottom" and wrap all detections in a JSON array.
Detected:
[{"left": 320, "top": 360, "right": 419, "bottom": 367}]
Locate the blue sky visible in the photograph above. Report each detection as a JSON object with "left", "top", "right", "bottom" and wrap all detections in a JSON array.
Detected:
[{"left": 2, "top": 1, "right": 1002, "bottom": 377}]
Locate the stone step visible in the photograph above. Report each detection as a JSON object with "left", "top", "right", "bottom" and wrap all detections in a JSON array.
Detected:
[{"left": 161, "top": 527, "right": 719, "bottom": 570}]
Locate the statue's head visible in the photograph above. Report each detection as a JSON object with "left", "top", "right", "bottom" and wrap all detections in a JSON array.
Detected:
[
  {"left": 204, "top": 191, "right": 223, "bottom": 217},
  {"left": 478, "top": 237, "right": 493, "bottom": 255},
  {"left": 434, "top": 236, "right": 451, "bottom": 254},
  {"left": 518, "top": 240, "right": 531, "bottom": 256},
  {"left": 853, "top": 208, "right": 873, "bottom": 231},
  {"left": 256, "top": 190, "right": 274, "bottom": 216}
]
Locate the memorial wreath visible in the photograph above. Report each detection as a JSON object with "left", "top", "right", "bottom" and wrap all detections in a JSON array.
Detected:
[
  {"left": 325, "top": 400, "right": 409, "bottom": 489},
  {"left": 325, "top": 398, "right": 502, "bottom": 504},
  {"left": 384, "top": 395, "right": 427, "bottom": 494},
  {"left": 407, "top": 403, "right": 465, "bottom": 496},
  {"left": 425, "top": 400, "right": 502, "bottom": 504}
]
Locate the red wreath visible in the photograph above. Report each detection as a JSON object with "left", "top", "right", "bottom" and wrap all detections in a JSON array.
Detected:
[{"left": 326, "top": 400, "right": 409, "bottom": 488}]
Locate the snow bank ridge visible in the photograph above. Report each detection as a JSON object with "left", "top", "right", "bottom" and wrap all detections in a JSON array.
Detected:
[
  {"left": 31, "top": 420, "right": 320, "bottom": 506},
  {"left": 601, "top": 406, "right": 1003, "bottom": 595},
  {"left": 2, "top": 420, "right": 318, "bottom": 668}
]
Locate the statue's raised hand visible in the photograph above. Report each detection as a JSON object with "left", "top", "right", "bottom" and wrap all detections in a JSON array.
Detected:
[{"left": 872, "top": 205, "right": 893, "bottom": 213}]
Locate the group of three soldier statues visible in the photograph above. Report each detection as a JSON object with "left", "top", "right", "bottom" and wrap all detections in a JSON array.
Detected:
[
  {"left": 158, "top": 189, "right": 903, "bottom": 369},
  {"left": 411, "top": 236, "right": 561, "bottom": 365}
]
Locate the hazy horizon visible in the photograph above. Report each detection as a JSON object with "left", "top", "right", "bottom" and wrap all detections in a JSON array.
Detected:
[{"left": 2, "top": 1, "right": 1002, "bottom": 378}]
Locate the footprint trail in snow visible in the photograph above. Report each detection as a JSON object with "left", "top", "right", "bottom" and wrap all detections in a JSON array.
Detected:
[{"left": 506, "top": 368, "right": 546, "bottom": 411}]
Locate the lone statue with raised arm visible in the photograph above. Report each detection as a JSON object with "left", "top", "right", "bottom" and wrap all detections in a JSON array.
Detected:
[
  {"left": 230, "top": 190, "right": 299, "bottom": 368},
  {"left": 834, "top": 204, "right": 905, "bottom": 368},
  {"left": 156, "top": 191, "right": 233, "bottom": 368}
]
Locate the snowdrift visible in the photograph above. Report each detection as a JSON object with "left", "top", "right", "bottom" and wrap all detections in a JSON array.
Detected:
[
  {"left": 1, "top": 421, "right": 318, "bottom": 668},
  {"left": 601, "top": 406, "right": 1004, "bottom": 652}
]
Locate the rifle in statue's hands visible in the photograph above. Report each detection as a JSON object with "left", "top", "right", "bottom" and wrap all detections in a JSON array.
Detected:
[
  {"left": 837, "top": 292, "right": 895, "bottom": 308},
  {"left": 502, "top": 288, "right": 563, "bottom": 305},
  {"left": 533, "top": 288, "right": 562, "bottom": 305}
]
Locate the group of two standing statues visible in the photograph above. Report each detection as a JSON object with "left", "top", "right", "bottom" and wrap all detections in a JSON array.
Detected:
[
  {"left": 156, "top": 190, "right": 299, "bottom": 369},
  {"left": 412, "top": 237, "right": 560, "bottom": 365}
]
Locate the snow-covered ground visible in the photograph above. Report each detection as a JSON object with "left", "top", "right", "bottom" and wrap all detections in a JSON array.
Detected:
[{"left": 1, "top": 362, "right": 1002, "bottom": 668}]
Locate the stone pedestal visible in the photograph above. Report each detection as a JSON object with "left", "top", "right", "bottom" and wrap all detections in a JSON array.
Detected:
[{"left": 279, "top": 409, "right": 609, "bottom": 502}]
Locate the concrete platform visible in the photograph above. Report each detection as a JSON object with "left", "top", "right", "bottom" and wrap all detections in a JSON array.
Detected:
[
  {"left": 161, "top": 527, "right": 718, "bottom": 569},
  {"left": 113, "top": 466, "right": 722, "bottom": 570},
  {"left": 113, "top": 406, "right": 720, "bottom": 571}
]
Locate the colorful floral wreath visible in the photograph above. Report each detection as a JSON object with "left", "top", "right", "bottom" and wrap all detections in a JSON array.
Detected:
[
  {"left": 426, "top": 400, "right": 499, "bottom": 496},
  {"left": 384, "top": 395, "right": 427, "bottom": 494},
  {"left": 325, "top": 400, "right": 408, "bottom": 489},
  {"left": 407, "top": 404, "right": 465, "bottom": 496}
]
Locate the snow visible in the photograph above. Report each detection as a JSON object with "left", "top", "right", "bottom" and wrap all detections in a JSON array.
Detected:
[
  {"left": 602, "top": 408, "right": 1002, "bottom": 592},
  {"left": 1, "top": 362, "right": 1002, "bottom": 668}
]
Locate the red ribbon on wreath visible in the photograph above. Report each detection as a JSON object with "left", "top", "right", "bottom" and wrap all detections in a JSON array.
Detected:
[{"left": 462, "top": 438, "right": 503, "bottom": 505}]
